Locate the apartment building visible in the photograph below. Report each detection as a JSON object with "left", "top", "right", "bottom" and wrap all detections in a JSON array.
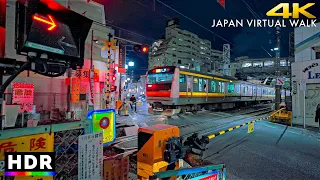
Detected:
[{"left": 148, "top": 19, "right": 223, "bottom": 73}]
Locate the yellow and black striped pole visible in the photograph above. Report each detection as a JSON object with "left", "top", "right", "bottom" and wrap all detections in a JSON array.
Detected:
[{"left": 105, "top": 33, "right": 112, "bottom": 108}]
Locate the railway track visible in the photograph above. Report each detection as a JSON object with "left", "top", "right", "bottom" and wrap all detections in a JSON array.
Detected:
[
  {"left": 113, "top": 106, "right": 272, "bottom": 149},
  {"left": 178, "top": 107, "right": 271, "bottom": 129}
]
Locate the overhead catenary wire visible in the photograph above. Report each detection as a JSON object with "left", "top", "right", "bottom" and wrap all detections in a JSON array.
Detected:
[
  {"left": 90, "top": 19, "right": 156, "bottom": 43},
  {"left": 156, "top": 0, "right": 235, "bottom": 46}
]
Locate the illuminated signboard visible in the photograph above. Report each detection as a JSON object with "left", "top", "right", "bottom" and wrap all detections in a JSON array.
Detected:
[
  {"left": 12, "top": 83, "right": 34, "bottom": 112},
  {"left": 154, "top": 68, "right": 171, "bottom": 73},
  {"left": 87, "top": 109, "right": 116, "bottom": 146},
  {"left": 16, "top": 0, "right": 93, "bottom": 67}
]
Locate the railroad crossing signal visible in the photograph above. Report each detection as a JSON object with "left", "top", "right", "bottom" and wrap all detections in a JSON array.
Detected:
[
  {"left": 102, "top": 39, "right": 117, "bottom": 51},
  {"left": 248, "top": 123, "right": 254, "bottom": 133}
]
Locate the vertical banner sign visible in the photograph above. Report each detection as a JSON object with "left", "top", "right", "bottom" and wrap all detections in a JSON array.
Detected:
[
  {"left": 12, "top": 83, "right": 34, "bottom": 112},
  {"left": 119, "top": 41, "right": 125, "bottom": 68},
  {"left": 94, "top": 69, "right": 100, "bottom": 82},
  {"left": 87, "top": 109, "right": 116, "bottom": 145},
  {"left": 0, "top": 133, "right": 54, "bottom": 179},
  {"left": 89, "top": 69, "right": 95, "bottom": 106},
  {"left": 118, "top": 41, "right": 126, "bottom": 73},
  {"left": 78, "top": 132, "right": 103, "bottom": 180},
  {"left": 71, "top": 78, "right": 80, "bottom": 102},
  {"left": 0, "top": 0, "right": 6, "bottom": 58},
  {"left": 217, "top": 0, "right": 225, "bottom": 8}
]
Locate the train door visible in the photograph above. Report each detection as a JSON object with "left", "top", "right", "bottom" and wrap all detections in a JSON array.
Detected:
[
  {"left": 187, "top": 75, "right": 193, "bottom": 99},
  {"left": 203, "top": 79, "right": 208, "bottom": 101},
  {"left": 253, "top": 85, "right": 256, "bottom": 100}
]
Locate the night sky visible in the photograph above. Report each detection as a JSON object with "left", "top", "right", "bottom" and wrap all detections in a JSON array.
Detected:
[{"left": 94, "top": 0, "right": 319, "bottom": 77}]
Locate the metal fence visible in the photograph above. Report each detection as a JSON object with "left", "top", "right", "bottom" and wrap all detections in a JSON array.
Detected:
[{"left": 54, "top": 128, "right": 85, "bottom": 180}]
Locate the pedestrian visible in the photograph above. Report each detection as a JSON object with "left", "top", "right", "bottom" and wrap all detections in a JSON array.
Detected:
[
  {"left": 315, "top": 104, "right": 320, "bottom": 130},
  {"left": 130, "top": 95, "right": 137, "bottom": 112}
]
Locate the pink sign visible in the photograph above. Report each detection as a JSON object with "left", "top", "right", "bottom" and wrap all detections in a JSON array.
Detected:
[{"left": 12, "top": 83, "right": 34, "bottom": 112}]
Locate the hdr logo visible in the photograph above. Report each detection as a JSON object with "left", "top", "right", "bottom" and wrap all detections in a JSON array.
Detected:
[
  {"left": 267, "top": 3, "right": 316, "bottom": 19},
  {"left": 4, "top": 152, "right": 55, "bottom": 177}
]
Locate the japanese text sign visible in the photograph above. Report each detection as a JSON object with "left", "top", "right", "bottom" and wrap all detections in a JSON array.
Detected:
[
  {"left": 75, "top": 68, "right": 90, "bottom": 81},
  {"left": 87, "top": 109, "right": 116, "bottom": 146},
  {"left": 12, "top": 83, "right": 34, "bottom": 112},
  {"left": 71, "top": 78, "right": 80, "bottom": 102},
  {"left": 78, "top": 132, "right": 103, "bottom": 180},
  {"left": 0, "top": 133, "right": 54, "bottom": 178}
]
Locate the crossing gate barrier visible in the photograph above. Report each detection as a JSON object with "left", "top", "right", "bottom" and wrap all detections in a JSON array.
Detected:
[{"left": 207, "top": 108, "right": 286, "bottom": 140}]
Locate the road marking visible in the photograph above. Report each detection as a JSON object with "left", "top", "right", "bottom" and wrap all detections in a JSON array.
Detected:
[
  {"left": 265, "top": 125, "right": 276, "bottom": 129},
  {"left": 287, "top": 131, "right": 300, "bottom": 135}
]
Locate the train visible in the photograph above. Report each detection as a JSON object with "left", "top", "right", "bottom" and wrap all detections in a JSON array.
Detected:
[{"left": 146, "top": 66, "right": 288, "bottom": 116}]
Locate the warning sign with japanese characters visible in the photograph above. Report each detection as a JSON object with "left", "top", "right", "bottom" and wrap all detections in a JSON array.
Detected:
[
  {"left": 78, "top": 132, "right": 103, "bottom": 180},
  {"left": 0, "top": 133, "right": 54, "bottom": 178},
  {"left": 12, "top": 83, "right": 34, "bottom": 112}
]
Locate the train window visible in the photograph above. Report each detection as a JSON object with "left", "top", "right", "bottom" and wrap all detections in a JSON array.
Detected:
[
  {"left": 193, "top": 78, "right": 199, "bottom": 92},
  {"left": 203, "top": 80, "right": 207, "bottom": 91},
  {"left": 147, "top": 72, "right": 174, "bottom": 84},
  {"left": 211, "top": 81, "right": 216, "bottom": 92},
  {"left": 199, "top": 79, "right": 203, "bottom": 92},
  {"left": 243, "top": 86, "right": 246, "bottom": 94},
  {"left": 219, "top": 82, "right": 225, "bottom": 93},
  {"left": 235, "top": 84, "right": 240, "bottom": 94},
  {"left": 227, "top": 83, "right": 235, "bottom": 93},
  {"left": 180, "top": 75, "right": 185, "bottom": 83}
]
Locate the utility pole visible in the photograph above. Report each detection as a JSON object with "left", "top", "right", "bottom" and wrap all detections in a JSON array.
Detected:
[{"left": 275, "top": 27, "right": 281, "bottom": 110}]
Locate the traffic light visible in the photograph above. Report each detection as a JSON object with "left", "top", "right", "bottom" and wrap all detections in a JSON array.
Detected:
[
  {"left": 15, "top": 0, "right": 93, "bottom": 69},
  {"left": 133, "top": 45, "right": 149, "bottom": 53},
  {"left": 142, "top": 46, "right": 149, "bottom": 53}
]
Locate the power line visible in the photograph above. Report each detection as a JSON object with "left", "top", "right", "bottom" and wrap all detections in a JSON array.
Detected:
[
  {"left": 156, "top": 0, "right": 235, "bottom": 46},
  {"left": 241, "top": 0, "right": 261, "bottom": 19},
  {"left": 92, "top": 21, "right": 156, "bottom": 42}
]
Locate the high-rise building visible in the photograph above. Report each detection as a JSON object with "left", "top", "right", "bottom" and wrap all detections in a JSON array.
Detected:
[{"left": 148, "top": 19, "right": 223, "bottom": 73}]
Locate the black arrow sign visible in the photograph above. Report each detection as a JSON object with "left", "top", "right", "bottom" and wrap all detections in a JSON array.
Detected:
[{"left": 58, "top": 36, "right": 77, "bottom": 51}]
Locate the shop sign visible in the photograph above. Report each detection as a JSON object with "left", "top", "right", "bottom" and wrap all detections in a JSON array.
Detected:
[
  {"left": 75, "top": 68, "right": 90, "bottom": 81},
  {"left": 71, "top": 78, "right": 80, "bottom": 102},
  {"left": 12, "top": 83, "right": 34, "bottom": 112}
]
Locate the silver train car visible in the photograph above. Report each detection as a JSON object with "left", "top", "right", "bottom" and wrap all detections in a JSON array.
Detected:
[{"left": 146, "top": 66, "right": 278, "bottom": 116}]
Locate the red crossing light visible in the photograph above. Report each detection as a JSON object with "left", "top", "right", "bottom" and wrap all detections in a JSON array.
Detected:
[{"left": 33, "top": 14, "right": 57, "bottom": 31}]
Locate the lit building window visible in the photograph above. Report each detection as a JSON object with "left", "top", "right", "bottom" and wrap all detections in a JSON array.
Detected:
[
  {"left": 253, "top": 62, "right": 263, "bottom": 67},
  {"left": 242, "top": 63, "right": 252, "bottom": 68},
  {"left": 264, "top": 61, "right": 274, "bottom": 67},
  {"left": 280, "top": 60, "right": 287, "bottom": 66}
]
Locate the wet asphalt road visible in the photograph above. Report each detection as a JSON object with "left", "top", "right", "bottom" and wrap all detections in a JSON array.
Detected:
[{"left": 119, "top": 103, "right": 320, "bottom": 180}]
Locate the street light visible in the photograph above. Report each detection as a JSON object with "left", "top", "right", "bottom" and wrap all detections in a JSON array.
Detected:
[{"left": 128, "top": 61, "right": 134, "bottom": 67}]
